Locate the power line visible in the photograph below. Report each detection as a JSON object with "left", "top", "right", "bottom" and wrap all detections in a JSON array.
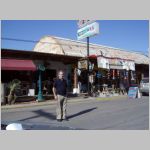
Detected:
[{"left": 1, "top": 37, "right": 90, "bottom": 48}]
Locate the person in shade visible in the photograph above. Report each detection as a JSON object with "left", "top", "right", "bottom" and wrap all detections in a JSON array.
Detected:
[{"left": 52, "top": 70, "right": 68, "bottom": 122}]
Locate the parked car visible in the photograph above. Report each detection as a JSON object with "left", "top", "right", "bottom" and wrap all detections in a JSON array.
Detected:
[{"left": 140, "top": 77, "right": 149, "bottom": 96}]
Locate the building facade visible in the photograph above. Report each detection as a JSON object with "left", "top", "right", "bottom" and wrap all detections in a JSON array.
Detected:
[{"left": 1, "top": 35, "right": 149, "bottom": 103}]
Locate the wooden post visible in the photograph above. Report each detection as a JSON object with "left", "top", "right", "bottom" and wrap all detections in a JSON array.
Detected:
[{"left": 74, "top": 67, "right": 78, "bottom": 88}]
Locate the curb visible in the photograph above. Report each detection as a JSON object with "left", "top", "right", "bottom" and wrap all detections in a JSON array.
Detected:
[
  {"left": 1, "top": 95, "right": 128, "bottom": 110},
  {"left": 96, "top": 95, "right": 128, "bottom": 100},
  {"left": 1, "top": 97, "right": 94, "bottom": 110}
]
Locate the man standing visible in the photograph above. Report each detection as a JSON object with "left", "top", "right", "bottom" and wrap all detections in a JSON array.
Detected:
[{"left": 52, "top": 70, "right": 68, "bottom": 122}]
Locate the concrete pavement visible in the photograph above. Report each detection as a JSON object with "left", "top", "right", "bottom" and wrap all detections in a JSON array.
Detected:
[{"left": 1, "top": 95, "right": 149, "bottom": 130}]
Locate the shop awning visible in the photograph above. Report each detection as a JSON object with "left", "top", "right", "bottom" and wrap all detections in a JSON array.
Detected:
[
  {"left": 88, "top": 55, "right": 97, "bottom": 59},
  {"left": 1, "top": 59, "right": 37, "bottom": 71}
]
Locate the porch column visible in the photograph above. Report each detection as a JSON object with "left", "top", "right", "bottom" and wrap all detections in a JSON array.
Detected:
[
  {"left": 73, "top": 67, "right": 78, "bottom": 94},
  {"left": 37, "top": 69, "right": 44, "bottom": 101},
  {"left": 37, "top": 64, "right": 45, "bottom": 101}
]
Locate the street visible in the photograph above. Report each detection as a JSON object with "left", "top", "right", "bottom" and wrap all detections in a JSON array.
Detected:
[{"left": 1, "top": 96, "right": 149, "bottom": 130}]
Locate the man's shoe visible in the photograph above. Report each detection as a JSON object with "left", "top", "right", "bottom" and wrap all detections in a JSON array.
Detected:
[{"left": 57, "top": 119, "right": 62, "bottom": 122}]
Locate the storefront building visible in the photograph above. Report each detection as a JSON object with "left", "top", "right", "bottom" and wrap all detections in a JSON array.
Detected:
[
  {"left": 33, "top": 36, "right": 149, "bottom": 94},
  {"left": 1, "top": 48, "right": 81, "bottom": 103},
  {"left": 1, "top": 35, "right": 149, "bottom": 103}
]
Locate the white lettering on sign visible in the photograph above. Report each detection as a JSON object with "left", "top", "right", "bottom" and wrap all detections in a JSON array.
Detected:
[{"left": 77, "top": 22, "right": 99, "bottom": 40}]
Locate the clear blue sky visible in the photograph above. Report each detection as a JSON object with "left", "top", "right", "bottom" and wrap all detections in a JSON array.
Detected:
[{"left": 1, "top": 20, "right": 149, "bottom": 55}]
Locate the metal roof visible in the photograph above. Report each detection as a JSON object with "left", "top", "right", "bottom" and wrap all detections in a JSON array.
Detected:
[{"left": 33, "top": 36, "right": 149, "bottom": 65}]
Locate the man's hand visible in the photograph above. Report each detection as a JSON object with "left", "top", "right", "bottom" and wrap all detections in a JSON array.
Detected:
[
  {"left": 52, "top": 87, "right": 57, "bottom": 100},
  {"left": 54, "top": 95, "right": 58, "bottom": 100}
]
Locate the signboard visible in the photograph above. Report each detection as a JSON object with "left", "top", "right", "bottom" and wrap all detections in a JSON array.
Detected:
[
  {"left": 77, "top": 22, "right": 99, "bottom": 40},
  {"left": 97, "top": 56, "right": 109, "bottom": 69},
  {"left": 77, "top": 20, "right": 96, "bottom": 29},
  {"left": 128, "top": 87, "right": 139, "bottom": 98},
  {"left": 78, "top": 60, "right": 88, "bottom": 69}
]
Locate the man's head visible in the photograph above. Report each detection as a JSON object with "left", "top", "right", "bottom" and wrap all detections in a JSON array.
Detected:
[{"left": 58, "top": 70, "right": 64, "bottom": 79}]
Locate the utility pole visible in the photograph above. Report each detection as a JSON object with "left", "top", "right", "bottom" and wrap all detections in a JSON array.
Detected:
[{"left": 77, "top": 21, "right": 99, "bottom": 95}]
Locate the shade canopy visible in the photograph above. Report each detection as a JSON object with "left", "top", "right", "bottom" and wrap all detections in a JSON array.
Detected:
[{"left": 1, "top": 59, "right": 37, "bottom": 71}]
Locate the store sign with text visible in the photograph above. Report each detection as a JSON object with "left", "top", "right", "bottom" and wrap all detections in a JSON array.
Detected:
[{"left": 77, "top": 22, "right": 99, "bottom": 40}]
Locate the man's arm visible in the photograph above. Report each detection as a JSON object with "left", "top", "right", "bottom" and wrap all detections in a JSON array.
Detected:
[
  {"left": 52, "top": 87, "right": 57, "bottom": 100},
  {"left": 65, "top": 80, "right": 68, "bottom": 97},
  {"left": 53, "top": 80, "right": 57, "bottom": 99}
]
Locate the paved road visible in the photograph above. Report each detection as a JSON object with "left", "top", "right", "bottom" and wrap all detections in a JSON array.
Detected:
[{"left": 1, "top": 96, "right": 149, "bottom": 130}]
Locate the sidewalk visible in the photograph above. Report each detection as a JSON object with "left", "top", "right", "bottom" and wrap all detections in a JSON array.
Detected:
[{"left": 1, "top": 95, "right": 128, "bottom": 110}]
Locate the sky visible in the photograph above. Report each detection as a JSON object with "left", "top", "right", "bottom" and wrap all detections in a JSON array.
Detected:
[{"left": 1, "top": 20, "right": 149, "bottom": 55}]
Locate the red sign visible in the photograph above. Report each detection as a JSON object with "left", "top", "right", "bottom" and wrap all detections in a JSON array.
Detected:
[{"left": 77, "top": 20, "right": 95, "bottom": 28}]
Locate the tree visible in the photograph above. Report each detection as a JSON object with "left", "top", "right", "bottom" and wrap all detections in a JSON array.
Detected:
[{"left": 7, "top": 79, "right": 21, "bottom": 105}]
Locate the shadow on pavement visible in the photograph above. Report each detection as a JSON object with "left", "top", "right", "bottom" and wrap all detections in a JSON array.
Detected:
[
  {"left": 19, "top": 110, "right": 56, "bottom": 121},
  {"left": 68, "top": 107, "right": 97, "bottom": 119}
]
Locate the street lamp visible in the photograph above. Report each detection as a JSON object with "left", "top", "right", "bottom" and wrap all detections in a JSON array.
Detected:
[{"left": 37, "top": 64, "right": 45, "bottom": 102}]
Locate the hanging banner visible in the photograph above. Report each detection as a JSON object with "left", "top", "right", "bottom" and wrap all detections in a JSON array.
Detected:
[
  {"left": 108, "top": 58, "right": 135, "bottom": 70},
  {"left": 97, "top": 56, "right": 109, "bottom": 69},
  {"left": 77, "top": 69, "right": 81, "bottom": 76},
  {"left": 89, "top": 62, "right": 94, "bottom": 71},
  {"left": 128, "top": 61, "right": 135, "bottom": 71},
  {"left": 122, "top": 60, "right": 135, "bottom": 71},
  {"left": 109, "top": 58, "right": 124, "bottom": 69},
  {"left": 122, "top": 60, "right": 129, "bottom": 70},
  {"left": 130, "top": 70, "right": 135, "bottom": 80},
  {"left": 78, "top": 60, "right": 88, "bottom": 69}
]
